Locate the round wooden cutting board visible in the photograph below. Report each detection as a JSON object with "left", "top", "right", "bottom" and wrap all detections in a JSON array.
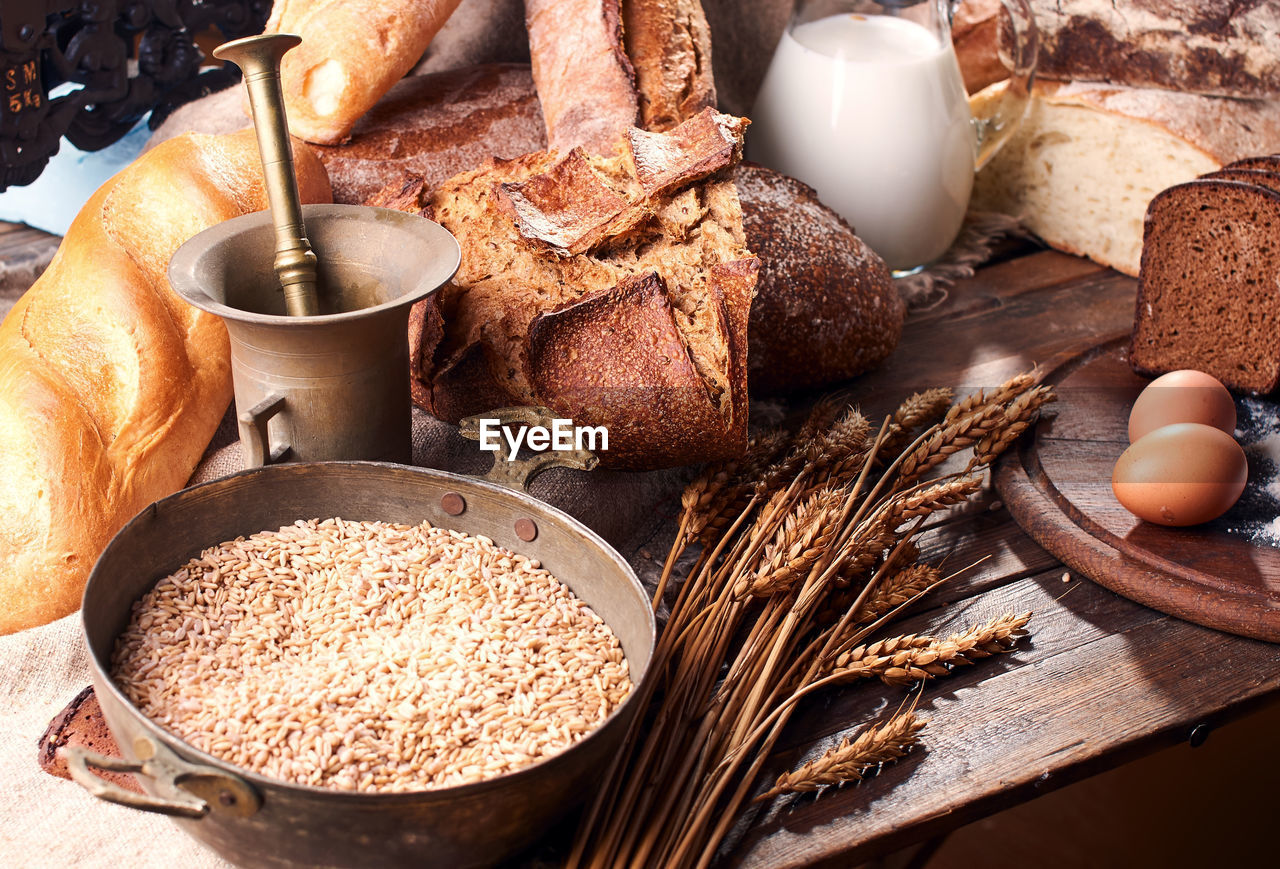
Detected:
[{"left": 994, "top": 337, "right": 1280, "bottom": 642}]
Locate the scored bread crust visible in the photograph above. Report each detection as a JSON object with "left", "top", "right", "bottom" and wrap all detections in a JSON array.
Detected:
[
  {"left": 526, "top": 264, "right": 754, "bottom": 467},
  {"left": 266, "top": 0, "right": 464, "bottom": 145},
  {"left": 312, "top": 64, "right": 547, "bottom": 205},
  {"left": 0, "top": 131, "right": 331, "bottom": 635},
  {"left": 1020, "top": 0, "right": 1280, "bottom": 100}
]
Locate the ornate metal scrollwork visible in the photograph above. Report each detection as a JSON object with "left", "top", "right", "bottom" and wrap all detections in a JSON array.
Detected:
[{"left": 0, "top": 0, "right": 269, "bottom": 192}]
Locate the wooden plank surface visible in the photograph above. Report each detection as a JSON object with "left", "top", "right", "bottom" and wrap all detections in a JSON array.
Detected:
[
  {"left": 725, "top": 246, "right": 1280, "bottom": 866},
  {"left": 0, "top": 221, "right": 58, "bottom": 297}
]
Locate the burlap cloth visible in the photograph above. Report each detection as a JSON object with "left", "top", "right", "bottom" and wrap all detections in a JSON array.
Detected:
[{"left": 0, "top": 1, "right": 1033, "bottom": 863}]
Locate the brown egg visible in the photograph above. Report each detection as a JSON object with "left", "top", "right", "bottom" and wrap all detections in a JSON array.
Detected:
[
  {"left": 1112, "top": 423, "right": 1247, "bottom": 526},
  {"left": 1128, "top": 369, "right": 1236, "bottom": 443}
]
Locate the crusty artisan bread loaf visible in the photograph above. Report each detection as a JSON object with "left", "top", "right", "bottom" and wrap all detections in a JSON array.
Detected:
[
  {"left": 150, "top": 64, "right": 548, "bottom": 208},
  {"left": 264, "top": 0, "right": 464, "bottom": 144},
  {"left": 0, "top": 130, "right": 331, "bottom": 634},
  {"left": 1130, "top": 176, "right": 1280, "bottom": 393},
  {"left": 970, "top": 80, "right": 1280, "bottom": 276},
  {"left": 311, "top": 64, "right": 547, "bottom": 205},
  {"left": 734, "top": 163, "right": 902, "bottom": 394},
  {"left": 1015, "top": 0, "right": 1280, "bottom": 99},
  {"left": 373, "top": 109, "right": 756, "bottom": 468}
]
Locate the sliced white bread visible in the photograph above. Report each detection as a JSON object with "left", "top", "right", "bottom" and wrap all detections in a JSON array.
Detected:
[{"left": 970, "top": 80, "right": 1280, "bottom": 276}]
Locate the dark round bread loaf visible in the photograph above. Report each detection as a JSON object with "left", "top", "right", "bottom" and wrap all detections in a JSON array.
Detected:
[{"left": 735, "top": 163, "right": 904, "bottom": 395}]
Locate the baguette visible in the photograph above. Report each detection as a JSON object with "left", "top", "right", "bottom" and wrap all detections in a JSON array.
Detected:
[
  {"left": 525, "top": 0, "right": 718, "bottom": 152},
  {"left": 622, "top": 0, "right": 717, "bottom": 131},
  {"left": 265, "top": 0, "right": 464, "bottom": 145},
  {"left": 525, "top": 0, "right": 639, "bottom": 154},
  {"left": 0, "top": 130, "right": 332, "bottom": 635}
]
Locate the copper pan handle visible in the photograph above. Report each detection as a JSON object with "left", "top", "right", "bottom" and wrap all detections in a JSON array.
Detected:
[
  {"left": 458, "top": 406, "right": 598, "bottom": 492},
  {"left": 67, "top": 738, "right": 260, "bottom": 820}
]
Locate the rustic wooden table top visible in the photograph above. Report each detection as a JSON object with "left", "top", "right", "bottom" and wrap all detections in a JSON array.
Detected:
[
  {"left": 729, "top": 244, "right": 1280, "bottom": 867},
  {"left": 5, "top": 218, "right": 1277, "bottom": 867}
]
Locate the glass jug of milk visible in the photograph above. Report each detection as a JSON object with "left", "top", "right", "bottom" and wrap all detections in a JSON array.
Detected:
[{"left": 747, "top": 0, "right": 1037, "bottom": 273}]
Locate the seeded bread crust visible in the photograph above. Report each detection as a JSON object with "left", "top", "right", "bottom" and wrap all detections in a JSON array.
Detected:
[{"left": 1130, "top": 177, "right": 1280, "bottom": 394}]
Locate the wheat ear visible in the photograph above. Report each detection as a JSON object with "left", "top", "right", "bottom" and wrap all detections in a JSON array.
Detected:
[{"left": 756, "top": 711, "right": 926, "bottom": 801}]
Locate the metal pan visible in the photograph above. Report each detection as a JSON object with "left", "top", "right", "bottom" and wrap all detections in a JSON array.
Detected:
[{"left": 70, "top": 441, "right": 655, "bottom": 868}]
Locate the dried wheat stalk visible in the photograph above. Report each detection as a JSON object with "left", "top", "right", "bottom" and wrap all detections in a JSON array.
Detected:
[
  {"left": 570, "top": 372, "right": 1050, "bottom": 869},
  {"left": 822, "top": 612, "right": 1032, "bottom": 686}
]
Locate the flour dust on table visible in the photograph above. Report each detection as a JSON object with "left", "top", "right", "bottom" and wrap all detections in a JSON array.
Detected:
[{"left": 1216, "top": 395, "right": 1280, "bottom": 547}]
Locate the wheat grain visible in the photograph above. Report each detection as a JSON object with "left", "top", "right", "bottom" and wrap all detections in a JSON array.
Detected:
[
  {"left": 112, "top": 518, "right": 631, "bottom": 793},
  {"left": 736, "top": 489, "right": 844, "bottom": 599},
  {"left": 852, "top": 564, "right": 942, "bottom": 624}
]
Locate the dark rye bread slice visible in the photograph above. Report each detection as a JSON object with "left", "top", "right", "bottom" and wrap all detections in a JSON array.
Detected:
[
  {"left": 1226, "top": 155, "right": 1280, "bottom": 173},
  {"left": 733, "top": 163, "right": 902, "bottom": 394},
  {"left": 38, "top": 685, "right": 141, "bottom": 792},
  {"left": 1202, "top": 167, "right": 1280, "bottom": 194},
  {"left": 1131, "top": 178, "right": 1280, "bottom": 394}
]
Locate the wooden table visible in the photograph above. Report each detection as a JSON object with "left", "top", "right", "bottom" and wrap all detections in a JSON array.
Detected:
[
  {"left": 729, "top": 245, "right": 1280, "bottom": 867},
  {"left": 4, "top": 220, "right": 1278, "bottom": 866}
]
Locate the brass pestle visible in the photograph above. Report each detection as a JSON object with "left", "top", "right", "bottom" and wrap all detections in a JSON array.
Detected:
[{"left": 212, "top": 34, "right": 319, "bottom": 317}]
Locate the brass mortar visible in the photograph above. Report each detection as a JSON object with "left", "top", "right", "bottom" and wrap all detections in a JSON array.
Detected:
[{"left": 169, "top": 204, "right": 459, "bottom": 466}]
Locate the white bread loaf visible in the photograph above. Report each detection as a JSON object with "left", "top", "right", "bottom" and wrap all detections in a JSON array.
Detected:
[
  {"left": 0, "top": 130, "right": 332, "bottom": 635},
  {"left": 265, "top": 0, "right": 464, "bottom": 145},
  {"left": 970, "top": 80, "right": 1280, "bottom": 276}
]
